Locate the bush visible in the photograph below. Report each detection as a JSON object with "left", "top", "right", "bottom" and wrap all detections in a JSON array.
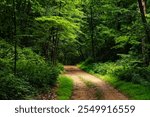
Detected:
[
  {"left": 16, "top": 48, "right": 59, "bottom": 91},
  {"left": 79, "top": 57, "right": 150, "bottom": 86},
  {"left": 0, "top": 74, "right": 32, "bottom": 100},
  {"left": 0, "top": 39, "right": 60, "bottom": 99},
  {"left": 56, "top": 63, "right": 64, "bottom": 72},
  {"left": 117, "top": 67, "right": 150, "bottom": 85},
  {"left": 78, "top": 58, "right": 94, "bottom": 73},
  {"left": 80, "top": 62, "right": 123, "bottom": 75},
  {"left": 92, "top": 62, "right": 121, "bottom": 75}
]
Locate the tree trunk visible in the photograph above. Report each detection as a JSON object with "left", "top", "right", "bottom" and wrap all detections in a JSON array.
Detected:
[
  {"left": 90, "top": 4, "right": 95, "bottom": 61},
  {"left": 13, "top": 0, "right": 17, "bottom": 75},
  {"left": 138, "top": 0, "right": 150, "bottom": 65}
]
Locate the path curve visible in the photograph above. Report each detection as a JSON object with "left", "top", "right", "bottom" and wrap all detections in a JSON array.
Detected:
[{"left": 64, "top": 66, "right": 128, "bottom": 100}]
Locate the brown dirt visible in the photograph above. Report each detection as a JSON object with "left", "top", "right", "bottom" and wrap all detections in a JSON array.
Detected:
[
  {"left": 36, "top": 86, "right": 57, "bottom": 100},
  {"left": 64, "top": 65, "right": 128, "bottom": 100}
]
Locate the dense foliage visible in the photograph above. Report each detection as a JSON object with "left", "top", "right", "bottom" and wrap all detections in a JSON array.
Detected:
[
  {"left": 79, "top": 58, "right": 150, "bottom": 86},
  {"left": 1, "top": 0, "right": 150, "bottom": 99},
  {"left": 78, "top": 0, "right": 150, "bottom": 91},
  {"left": 79, "top": 60, "right": 150, "bottom": 99},
  {"left": 0, "top": 39, "right": 59, "bottom": 99}
]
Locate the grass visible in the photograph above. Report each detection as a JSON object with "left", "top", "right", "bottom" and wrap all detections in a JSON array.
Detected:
[
  {"left": 78, "top": 63, "right": 150, "bottom": 100},
  {"left": 56, "top": 75, "right": 73, "bottom": 100},
  {"left": 95, "top": 89, "right": 103, "bottom": 100},
  {"left": 93, "top": 74, "right": 150, "bottom": 100},
  {"left": 79, "top": 76, "right": 102, "bottom": 99},
  {"left": 79, "top": 77, "right": 95, "bottom": 88}
]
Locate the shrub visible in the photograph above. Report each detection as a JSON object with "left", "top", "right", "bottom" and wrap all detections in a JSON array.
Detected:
[
  {"left": 16, "top": 48, "right": 59, "bottom": 91},
  {"left": 0, "top": 39, "right": 60, "bottom": 99},
  {"left": 117, "top": 67, "right": 150, "bottom": 85},
  {"left": 0, "top": 74, "right": 32, "bottom": 100},
  {"left": 78, "top": 58, "right": 94, "bottom": 73},
  {"left": 92, "top": 62, "right": 120, "bottom": 75},
  {"left": 79, "top": 57, "right": 150, "bottom": 86}
]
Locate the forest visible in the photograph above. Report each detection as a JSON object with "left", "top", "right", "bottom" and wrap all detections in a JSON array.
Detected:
[{"left": 0, "top": 0, "right": 150, "bottom": 100}]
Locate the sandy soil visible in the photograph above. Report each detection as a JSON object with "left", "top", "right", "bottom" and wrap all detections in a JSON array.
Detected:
[{"left": 64, "top": 66, "right": 128, "bottom": 100}]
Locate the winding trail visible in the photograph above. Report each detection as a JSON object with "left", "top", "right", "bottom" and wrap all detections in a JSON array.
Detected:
[{"left": 64, "top": 66, "right": 128, "bottom": 100}]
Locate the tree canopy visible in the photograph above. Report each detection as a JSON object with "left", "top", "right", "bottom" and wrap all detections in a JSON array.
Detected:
[{"left": 1, "top": 0, "right": 150, "bottom": 99}]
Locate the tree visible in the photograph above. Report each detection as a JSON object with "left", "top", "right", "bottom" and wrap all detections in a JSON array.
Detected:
[
  {"left": 138, "top": 0, "right": 150, "bottom": 65},
  {"left": 35, "top": 0, "right": 83, "bottom": 64},
  {"left": 13, "top": 0, "right": 17, "bottom": 75}
]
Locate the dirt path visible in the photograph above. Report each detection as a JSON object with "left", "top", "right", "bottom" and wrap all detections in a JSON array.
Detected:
[{"left": 64, "top": 66, "right": 128, "bottom": 100}]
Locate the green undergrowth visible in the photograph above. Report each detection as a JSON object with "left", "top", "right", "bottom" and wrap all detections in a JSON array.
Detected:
[
  {"left": 0, "top": 39, "right": 61, "bottom": 99},
  {"left": 78, "top": 59, "right": 150, "bottom": 100},
  {"left": 96, "top": 74, "right": 150, "bottom": 100},
  {"left": 56, "top": 75, "right": 73, "bottom": 100}
]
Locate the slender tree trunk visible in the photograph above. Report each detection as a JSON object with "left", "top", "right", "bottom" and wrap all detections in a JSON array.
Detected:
[
  {"left": 90, "top": 5, "right": 95, "bottom": 61},
  {"left": 51, "top": 27, "right": 55, "bottom": 65},
  {"left": 13, "top": 0, "right": 17, "bottom": 75},
  {"left": 50, "top": 28, "right": 57, "bottom": 65},
  {"left": 79, "top": 47, "right": 85, "bottom": 60},
  {"left": 42, "top": 42, "right": 49, "bottom": 60},
  {"left": 138, "top": 0, "right": 150, "bottom": 65},
  {"left": 55, "top": 29, "right": 59, "bottom": 65},
  {"left": 142, "top": 0, "right": 146, "bottom": 14},
  {"left": 51, "top": 1, "right": 62, "bottom": 65}
]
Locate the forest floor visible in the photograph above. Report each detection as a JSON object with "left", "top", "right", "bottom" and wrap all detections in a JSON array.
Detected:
[{"left": 64, "top": 66, "right": 128, "bottom": 100}]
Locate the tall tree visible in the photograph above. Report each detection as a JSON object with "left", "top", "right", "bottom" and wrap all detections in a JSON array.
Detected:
[
  {"left": 35, "top": 0, "right": 83, "bottom": 64},
  {"left": 13, "top": 0, "right": 17, "bottom": 75},
  {"left": 138, "top": 0, "right": 150, "bottom": 65}
]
